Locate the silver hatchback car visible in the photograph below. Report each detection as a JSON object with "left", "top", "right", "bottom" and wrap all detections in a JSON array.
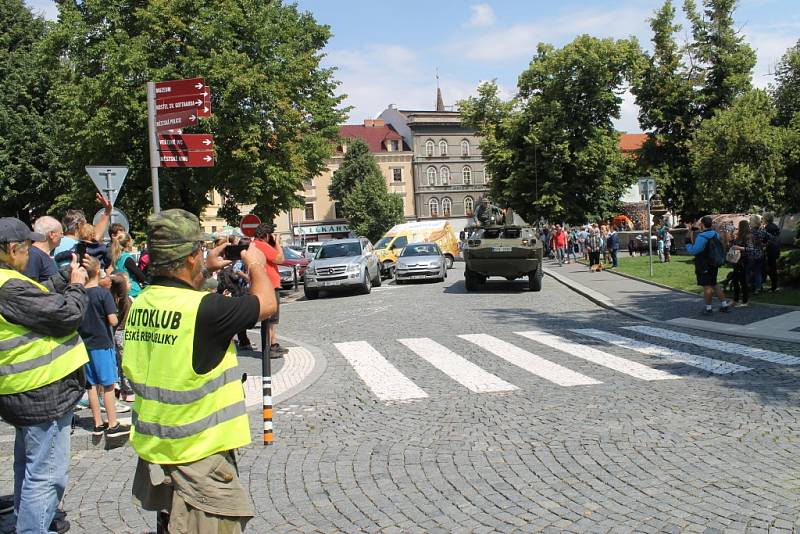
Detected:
[{"left": 394, "top": 242, "right": 447, "bottom": 283}]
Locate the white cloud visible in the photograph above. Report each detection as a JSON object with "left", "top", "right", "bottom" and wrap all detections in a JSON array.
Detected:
[
  {"left": 326, "top": 45, "right": 502, "bottom": 122},
  {"left": 468, "top": 4, "right": 496, "bottom": 28},
  {"left": 25, "top": 0, "right": 58, "bottom": 20},
  {"left": 614, "top": 89, "right": 642, "bottom": 134},
  {"left": 450, "top": 7, "right": 652, "bottom": 62}
]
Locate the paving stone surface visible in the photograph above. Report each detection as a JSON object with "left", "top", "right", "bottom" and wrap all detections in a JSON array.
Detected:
[{"left": 1, "top": 269, "right": 799, "bottom": 533}]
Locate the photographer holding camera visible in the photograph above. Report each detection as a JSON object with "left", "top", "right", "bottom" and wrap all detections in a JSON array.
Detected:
[
  {"left": 253, "top": 223, "right": 287, "bottom": 359},
  {"left": 686, "top": 216, "right": 730, "bottom": 315}
]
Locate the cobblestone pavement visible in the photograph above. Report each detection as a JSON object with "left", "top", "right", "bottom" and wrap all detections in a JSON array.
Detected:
[{"left": 2, "top": 269, "right": 799, "bottom": 533}]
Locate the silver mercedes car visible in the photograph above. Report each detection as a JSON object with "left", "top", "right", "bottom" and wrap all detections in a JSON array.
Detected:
[
  {"left": 303, "top": 237, "right": 381, "bottom": 299},
  {"left": 394, "top": 242, "right": 447, "bottom": 284}
]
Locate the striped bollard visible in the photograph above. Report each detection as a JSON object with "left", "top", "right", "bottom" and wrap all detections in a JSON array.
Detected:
[{"left": 261, "top": 321, "right": 273, "bottom": 445}]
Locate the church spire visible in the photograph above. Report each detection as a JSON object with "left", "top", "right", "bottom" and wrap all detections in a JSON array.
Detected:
[{"left": 435, "top": 68, "right": 445, "bottom": 111}]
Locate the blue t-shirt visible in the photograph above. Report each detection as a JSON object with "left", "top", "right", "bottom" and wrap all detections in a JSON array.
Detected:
[
  {"left": 23, "top": 246, "right": 58, "bottom": 283},
  {"left": 77, "top": 286, "right": 117, "bottom": 350}
]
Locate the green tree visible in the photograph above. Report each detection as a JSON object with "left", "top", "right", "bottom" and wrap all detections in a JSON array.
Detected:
[
  {"left": 685, "top": 0, "right": 757, "bottom": 118},
  {"left": 329, "top": 139, "right": 402, "bottom": 242},
  {"left": 461, "top": 36, "right": 641, "bottom": 224},
  {"left": 329, "top": 139, "right": 372, "bottom": 203},
  {"left": 689, "top": 90, "right": 786, "bottom": 213},
  {"left": 783, "top": 114, "right": 800, "bottom": 212},
  {"left": 0, "top": 0, "right": 66, "bottom": 223},
  {"left": 44, "top": 0, "right": 347, "bottom": 230},
  {"left": 771, "top": 40, "right": 800, "bottom": 126},
  {"left": 631, "top": 0, "right": 696, "bottom": 215},
  {"left": 342, "top": 171, "right": 403, "bottom": 243}
]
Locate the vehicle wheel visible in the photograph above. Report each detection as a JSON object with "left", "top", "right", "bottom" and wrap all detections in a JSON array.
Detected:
[
  {"left": 465, "top": 269, "right": 478, "bottom": 291},
  {"left": 304, "top": 287, "right": 319, "bottom": 300},
  {"left": 382, "top": 261, "right": 394, "bottom": 279},
  {"left": 360, "top": 270, "right": 372, "bottom": 294},
  {"left": 529, "top": 263, "right": 543, "bottom": 292},
  {"left": 444, "top": 254, "right": 454, "bottom": 270},
  {"left": 372, "top": 268, "right": 382, "bottom": 287}
]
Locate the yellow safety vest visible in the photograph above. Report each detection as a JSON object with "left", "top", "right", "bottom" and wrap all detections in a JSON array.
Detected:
[
  {"left": 0, "top": 269, "right": 88, "bottom": 395},
  {"left": 123, "top": 284, "right": 250, "bottom": 464}
]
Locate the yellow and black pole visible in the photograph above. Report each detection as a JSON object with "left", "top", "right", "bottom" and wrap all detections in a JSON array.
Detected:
[{"left": 261, "top": 321, "right": 273, "bottom": 445}]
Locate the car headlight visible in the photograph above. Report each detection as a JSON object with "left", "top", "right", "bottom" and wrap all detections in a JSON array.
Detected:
[
  {"left": 396, "top": 264, "right": 408, "bottom": 270},
  {"left": 347, "top": 263, "right": 361, "bottom": 273},
  {"left": 306, "top": 265, "right": 316, "bottom": 275}
]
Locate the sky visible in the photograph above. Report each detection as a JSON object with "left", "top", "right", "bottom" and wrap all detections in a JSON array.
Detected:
[{"left": 25, "top": 0, "right": 800, "bottom": 133}]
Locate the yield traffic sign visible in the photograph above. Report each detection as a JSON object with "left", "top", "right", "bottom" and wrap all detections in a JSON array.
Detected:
[
  {"left": 155, "top": 110, "right": 198, "bottom": 132},
  {"left": 159, "top": 134, "right": 214, "bottom": 151},
  {"left": 155, "top": 77, "right": 206, "bottom": 98},
  {"left": 86, "top": 166, "right": 128, "bottom": 206},
  {"left": 159, "top": 150, "right": 214, "bottom": 167},
  {"left": 240, "top": 214, "right": 261, "bottom": 237}
]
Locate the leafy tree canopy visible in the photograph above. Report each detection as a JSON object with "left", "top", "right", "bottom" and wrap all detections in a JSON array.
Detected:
[
  {"left": 461, "top": 36, "right": 642, "bottom": 224},
  {"left": 329, "top": 138, "right": 372, "bottom": 202},
  {"left": 689, "top": 90, "right": 787, "bottom": 213},
  {"left": 0, "top": 0, "right": 66, "bottom": 223},
  {"left": 42, "top": 0, "right": 347, "bottom": 230},
  {"left": 771, "top": 40, "right": 800, "bottom": 126}
]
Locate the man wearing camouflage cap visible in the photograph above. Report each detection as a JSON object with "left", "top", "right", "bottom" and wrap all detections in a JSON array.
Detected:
[{"left": 123, "top": 209, "right": 276, "bottom": 533}]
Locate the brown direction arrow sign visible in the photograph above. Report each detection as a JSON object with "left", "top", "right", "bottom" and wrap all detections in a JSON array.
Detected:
[
  {"left": 160, "top": 150, "right": 215, "bottom": 167},
  {"left": 155, "top": 77, "right": 206, "bottom": 98},
  {"left": 155, "top": 110, "right": 198, "bottom": 133},
  {"left": 159, "top": 134, "right": 214, "bottom": 151},
  {"left": 197, "top": 95, "right": 212, "bottom": 118},
  {"left": 156, "top": 95, "right": 205, "bottom": 115}
]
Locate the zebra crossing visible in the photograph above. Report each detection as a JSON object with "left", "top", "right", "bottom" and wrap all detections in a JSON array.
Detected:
[{"left": 332, "top": 326, "right": 799, "bottom": 402}]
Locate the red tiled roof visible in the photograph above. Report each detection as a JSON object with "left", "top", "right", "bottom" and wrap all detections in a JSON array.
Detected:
[
  {"left": 338, "top": 124, "right": 406, "bottom": 153},
  {"left": 618, "top": 133, "right": 648, "bottom": 152}
]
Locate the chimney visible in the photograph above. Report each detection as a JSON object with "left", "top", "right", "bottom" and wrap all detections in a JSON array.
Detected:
[
  {"left": 363, "top": 119, "right": 385, "bottom": 128},
  {"left": 436, "top": 87, "right": 445, "bottom": 112}
]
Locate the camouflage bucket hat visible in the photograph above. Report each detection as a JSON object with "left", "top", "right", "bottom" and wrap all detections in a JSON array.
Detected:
[{"left": 147, "top": 209, "right": 209, "bottom": 266}]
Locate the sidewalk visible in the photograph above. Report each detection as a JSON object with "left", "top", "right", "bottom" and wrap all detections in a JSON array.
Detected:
[{"left": 544, "top": 259, "right": 800, "bottom": 343}]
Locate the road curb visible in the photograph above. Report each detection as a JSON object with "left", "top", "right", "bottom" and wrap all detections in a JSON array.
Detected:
[
  {"left": 544, "top": 267, "right": 800, "bottom": 344},
  {"left": 543, "top": 268, "right": 653, "bottom": 323},
  {"left": 271, "top": 334, "right": 328, "bottom": 405}
]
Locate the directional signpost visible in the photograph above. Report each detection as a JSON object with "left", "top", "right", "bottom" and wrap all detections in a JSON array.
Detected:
[{"left": 147, "top": 77, "right": 215, "bottom": 213}]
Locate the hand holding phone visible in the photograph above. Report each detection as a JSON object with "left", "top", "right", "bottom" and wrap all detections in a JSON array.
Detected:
[{"left": 224, "top": 244, "right": 249, "bottom": 261}]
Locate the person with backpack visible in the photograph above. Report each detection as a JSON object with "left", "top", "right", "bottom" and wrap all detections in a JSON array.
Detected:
[{"left": 686, "top": 216, "right": 730, "bottom": 316}]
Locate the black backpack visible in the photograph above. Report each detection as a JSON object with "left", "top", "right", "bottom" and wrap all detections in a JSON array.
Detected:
[{"left": 704, "top": 236, "right": 726, "bottom": 268}]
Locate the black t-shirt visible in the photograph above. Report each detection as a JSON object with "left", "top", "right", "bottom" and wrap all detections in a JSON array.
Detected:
[
  {"left": 23, "top": 246, "right": 58, "bottom": 283},
  {"left": 150, "top": 277, "right": 260, "bottom": 374},
  {"left": 78, "top": 286, "right": 117, "bottom": 350}
]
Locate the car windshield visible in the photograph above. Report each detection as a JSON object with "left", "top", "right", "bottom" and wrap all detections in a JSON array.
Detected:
[
  {"left": 282, "top": 246, "right": 303, "bottom": 260},
  {"left": 317, "top": 242, "right": 362, "bottom": 259},
  {"left": 374, "top": 237, "right": 393, "bottom": 249},
  {"left": 401, "top": 244, "right": 439, "bottom": 257}
]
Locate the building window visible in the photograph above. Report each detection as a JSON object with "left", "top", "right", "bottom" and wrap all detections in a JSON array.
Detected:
[
  {"left": 427, "top": 166, "right": 437, "bottom": 186},
  {"left": 392, "top": 168, "right": 402, "bottom": 182},
  {"left": 440, "top": 166, "right": 450, "bottom": 185},
  {"left": 439, "top": 140, "right": 448, "bottom": 156},
  {"left": 390, "top": 140, "right": 399, "bottom": 151},
  {"left": 211, "top": 225, "right": 218, "bottom": 233},
  {"left": 461, "top": 139, "right": 470, "bottom": 156},
  {"left": 462, "top": 166, "right": 472, "bottom": 185},
  {"left": 334, "top": 201, "right": 345, "bottom": 219},
  {"left": 429, "top": 198, "right": 439, "bottom": 218},
  {"left": 442, "top": 198, "right": 452, "bottom": 217},
  {"left": 304, "top": 203, "right": 314, "bottom": 220},
  {"left": 464, "top": 196, "right": 474, "bottom": 216},
  {"left": 484, "top": 170, "right": 491, "bottom": 184},
  {"left": 425, "top": 140, "right": 435, "bottom": 157}
]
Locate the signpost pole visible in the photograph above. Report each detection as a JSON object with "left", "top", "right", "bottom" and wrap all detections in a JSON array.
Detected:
[{"left": 146, "top": 81, "right": 162, "bottom": 214}]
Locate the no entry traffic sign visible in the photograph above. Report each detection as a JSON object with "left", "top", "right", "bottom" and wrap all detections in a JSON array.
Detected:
[{"left": 240, "top": 214, "right": 261, "bottom": 237}]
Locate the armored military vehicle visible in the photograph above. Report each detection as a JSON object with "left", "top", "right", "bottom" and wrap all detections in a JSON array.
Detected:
[{"left": 462, "top": 222, "right": 543, "bottom": 292}]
